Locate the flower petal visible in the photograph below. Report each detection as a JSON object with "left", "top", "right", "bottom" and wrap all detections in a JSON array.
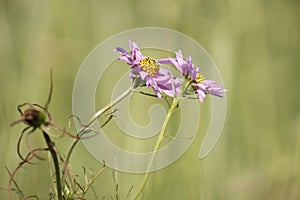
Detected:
[{"left": 139, "top": 71, "right": 149, "bottom": 80}]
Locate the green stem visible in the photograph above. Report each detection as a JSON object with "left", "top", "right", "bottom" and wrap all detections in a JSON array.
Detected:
[
  {"left": 132, "top": 97, "right": 181, "bottom": 200},
  {"left": 132, "top": 80, "right": 192, "bottom": 200},
  {"left": 42, "top": 131, "right": 63, "bottom": 200},
  {"left": 65, "top": 85, "right": 133, "bottom": 166},
  {"left": 87, "top": 85, "right": 133, "bottom": 127},
  {"left": 63, "top": 85, "right": 133, "bottom": 191}
]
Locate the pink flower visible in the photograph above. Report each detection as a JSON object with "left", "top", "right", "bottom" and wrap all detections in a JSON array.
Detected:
[
  {"left": 162, "top": 50, "right": 227, "bottom": 102},
  {"left": 114, "top": 40, "right": 182, "bottom": 98}
]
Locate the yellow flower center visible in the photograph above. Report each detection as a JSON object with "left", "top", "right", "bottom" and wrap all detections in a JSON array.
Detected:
[
  {"left": 195, "top": 73, "right": 205, "bottom": 84},
  {"left": 139, "top": 57, "right": 160, "bottom": 76}
]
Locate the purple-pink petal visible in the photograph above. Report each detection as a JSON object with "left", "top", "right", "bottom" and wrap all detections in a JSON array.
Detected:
[
  {"left": 197, "top": 89, "right": 206, "bottom": 103},
  {"left": 157, "top": 58, "right": 172, "bottom": 65},
  {"left": 204, "top": 80, "right": 227, "bottom": 97},
  {"left": 114, "top": 47, "right": 127, "bottom": 54},
  {"left": 139, "top": 71, "right": 148, "bottom": 80},
  {"left": 115, "top": 40, "right": 184, "bottom": 98}
]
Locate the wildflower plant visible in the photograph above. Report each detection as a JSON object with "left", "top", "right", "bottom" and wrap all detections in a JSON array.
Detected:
[
  {"left": 6, "top": 39, "right": 226, "bottom": 200},
  {"left": 114, "top": 40, "right": 227, "bottom": 199}
]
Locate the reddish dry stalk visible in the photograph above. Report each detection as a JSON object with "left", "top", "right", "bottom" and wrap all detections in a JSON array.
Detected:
[
  {"left": 8, "top": 148, "right": 48, "bottom": 200},
  {"left": 25, "top": 131, "right": 47, "bottom": 161},
  {"left": 17, "top": 127, "right": 31, "bottom": 162}
]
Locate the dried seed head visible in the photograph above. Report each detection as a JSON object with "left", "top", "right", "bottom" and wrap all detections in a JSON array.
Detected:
[{"left": 23, "top": 108, "right": 47, "bottom": 127}]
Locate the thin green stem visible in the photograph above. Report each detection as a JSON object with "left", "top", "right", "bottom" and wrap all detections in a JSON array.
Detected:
[
  {"left": 63, "top": 85, "right": 133, "bottom": 191},
  {"left": 132, "top": 80, "right": 192, "bottom": 200},
  {"left": 42, "top": 131, "right": 63, "bottom": 200},
  {"left": 132, "top": 97, "right": 180, "bottom": 200},
  {"left": 65, "top": 85, "right": 133, "bottom": 167},
  {"left": 87, "top": 85, "right": 133, "bottom": 127}
]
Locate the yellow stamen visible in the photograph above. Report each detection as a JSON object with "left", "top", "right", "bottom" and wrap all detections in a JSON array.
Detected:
[
  {"left": 195, "top": 73, "right": 205, "bottom": 84},
  {"left": 139, "top": 57, "right": 160, "bottom": 76}
]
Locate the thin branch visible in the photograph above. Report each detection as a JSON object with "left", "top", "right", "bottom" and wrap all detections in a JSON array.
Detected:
[
  {"left": 81, "top": 162, "right": 105, "bottom": 198},
  {"left": 133, "top": 90, "right": 171, "bottom": 108},
  {"left": 65, "top": 110, "right": 116, "bottom": 170},
  {"left": 125, "top": 185, "right": 134, "bottom": 200},
  {"left": 26, "top": 129, "right": 46, "bottom": 161},
  {"left": 5, "top": 166, "right": 25, "bottom": 199},
  {"left": 8, "top": 148, "right": 48, "bottom": 200},
  {"left": 44, "top": 68, "right": 53, "bottom": 111},
  {"left": 164, "top": 135, "right": 193, "bottom": 141},
  {"left": 17, "top": 126, "right": 31, "bottom": 163},
  {"left": 87, "top": 85, "right": 133, "bottom": 127}
]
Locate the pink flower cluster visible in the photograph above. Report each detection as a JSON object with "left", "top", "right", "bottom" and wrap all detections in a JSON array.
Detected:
[{"left": 114, "top": 40, "right": 227, "bottom": 102}]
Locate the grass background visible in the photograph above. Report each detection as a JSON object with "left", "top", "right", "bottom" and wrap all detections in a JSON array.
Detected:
[{"left": 0, "top": 0, "right": 299, "bottom": 199}]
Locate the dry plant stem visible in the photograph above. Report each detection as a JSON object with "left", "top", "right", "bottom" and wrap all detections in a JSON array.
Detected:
[
  {"left": 5, "top": 166, "right": 25, "bottom": 199},
  {"left": 42, "top": 131, "right": 63, "bottom": 200},
  {"left": 81, "top": 164, "right": 105, "bottom": 198},
  {"left": 125, "top": 185, "right": 134, "bottom": 200},
  {"left": 8, "top": 148, "right": 48, "bottom": 200},
  {"left": 44, "top": 67, "right": 53, "bottom": 111},
  {"left": 113, "top": 168, "right": 119, "bottom": 200},
  {"left": 17, "top": 126, "right": 31, "bottom": 162}
]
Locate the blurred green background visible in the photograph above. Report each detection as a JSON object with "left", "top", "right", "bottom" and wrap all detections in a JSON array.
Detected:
[{"left": 1, "top": 0, "right": 299, "bottom": 199}]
